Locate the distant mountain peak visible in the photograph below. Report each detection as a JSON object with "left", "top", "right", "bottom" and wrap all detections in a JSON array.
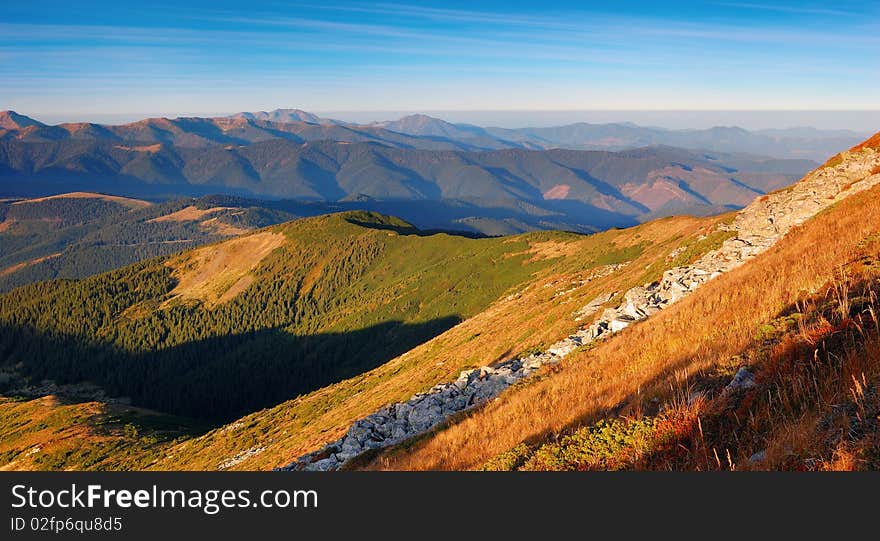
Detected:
[
  {"left": 0, "top": 110, "right": 45, "bottom": 130},
  {"left": 399, "top": 113, "right": 441, "bottom": 121},
  {"left": 372, "top": 113, "right": 490, "bottom": 139},
  {"left": 392, "top": 113, "right": 451, "bottom": 126},
  {"left": 230, "top": 109, "right": 337, "bottom": 125}
]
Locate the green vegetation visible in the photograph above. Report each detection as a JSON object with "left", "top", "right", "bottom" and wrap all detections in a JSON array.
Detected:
[
  {"left": 640, "top": 226, "right": 736, "bottom": 284},
  {"left": 0, "top": 396, "right": 199, "bottom": 471},
  {"left": 0, "top": 195, "right": 300, "bottom": 292},
  {"left": 0, "top": 211, "right": 556, "bottom": 421},
  {"left": 521, "top": 417, "right": 666, "bottom": 470},
  {"left": 480, "top": 443, "right": 534, "bottom": 471}
]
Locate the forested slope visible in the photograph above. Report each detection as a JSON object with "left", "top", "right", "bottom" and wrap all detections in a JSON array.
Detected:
[{"left": 0, "top": 211, "right": 558, "bottom": 421}]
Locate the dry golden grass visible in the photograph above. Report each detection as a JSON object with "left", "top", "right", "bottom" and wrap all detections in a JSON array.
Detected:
[
  {"left": 0, "top": 252, "right": 61, "bottom": 277},
  {"left": 507, "top": 238, "right": 582, "bottom": 262},
  {"left": 365, "top": 183, "right": 880, "bottom": 471},
  {"left": 198, "top": 216, "right": 251, "bottom": 236},
  {"left": 149, "top": 206, "right": 252, "bottom": 237},
  {"left": 112, "top": 144, "right": 163, "bottom": 154},
  {"left": 147, "top": 205, "right": 229, "bottom": 223},
  {"left": 851, "top": 132, "right": 880, "bottom": 153},
  {"left": 163, "top": 231, "right": 286, "bottom": 308}
]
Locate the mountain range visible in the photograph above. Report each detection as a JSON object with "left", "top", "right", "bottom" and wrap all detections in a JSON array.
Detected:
[
  {"left": 1, "top": 110, "right": 863, "bottom": 160},
  {"left": 368, "top": 113, "right": 866, "bottom": 161},
  {"left": 1, "top": 109, "right": 823, "bottom": 234}
]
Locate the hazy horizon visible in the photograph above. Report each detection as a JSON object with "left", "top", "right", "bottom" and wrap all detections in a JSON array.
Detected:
[{"left": 16, "top": 109, "right": 880, "bottom": 133}]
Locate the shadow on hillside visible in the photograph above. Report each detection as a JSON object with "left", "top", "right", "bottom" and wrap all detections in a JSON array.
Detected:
[
  {"left": 336, "top": 198, "right": 640, "bottom": 236},
  {"left": 343, "top": 215, "right": 488, "bottom": 239},
  {"left": 0, "top": 316, "right": 461, "bottom": 423}
]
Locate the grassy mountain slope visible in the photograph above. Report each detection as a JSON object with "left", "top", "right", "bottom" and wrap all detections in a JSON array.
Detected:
[
  {"left": 0, "top": 212, "right": 563, "bottom": 424},
  {"left": 4, "top": 136, "right": 874, "bottom": 472},
  {"left": 0, "top": 206, "right": 729, "bottom": 470},
  {"left": 0, "top": 193, "right": 300, "bottom": 291},
  {"left": 362, "top": 142, "right": 880, "bottom": 471},
  {"left": 150, "top": 211, "right": 730, "bottom": 470},
  {"left": 0, "top": 396, "right": 198, "bottom": 471}
]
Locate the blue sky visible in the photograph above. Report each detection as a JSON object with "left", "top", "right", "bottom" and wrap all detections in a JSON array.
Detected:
[{"left": 1, "top": 1, "right": 878, "bottom": 125}]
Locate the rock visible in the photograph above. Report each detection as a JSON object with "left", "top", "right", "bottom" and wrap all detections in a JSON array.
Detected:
[
  {"left": 373, "top": 422, "right": 393, "bottom": 439},
  {"left": 443, "top": 396, "right": 469, "bottom": 412},
  {"left": 305, "top": 457, "right": 340, "bottom": 471},
  {"left": 522, "top": 356, "right": 543, "bottom": 370},
  {"left": 749, "top": 450, "right": 767, "bottom": 464},
  {"left": 547, "top": 340, "right": 577, "bottom": 357},
  {"left": 573, "top": 291, "right": 617, "bottom": 321},
  {"left": 394, "top": 402, "right": 413, "bottom": 420},
  {"left": 361, "top": 438, "right": 385, "bottom": 450},
  {"left": 610, "top": 316, "right": 635, "bottom": 332},
  {"left": 391, "top": 423, "right": 409, "bottom": 440},
  {"left": 408, "top": 403, "right": 443, "bottom": 431},
  {"left": 724, "top": 367, "right": 757, "bottom": 394},
  {"left": 347, "top": 424, "right": 373, "bottom": 445}
]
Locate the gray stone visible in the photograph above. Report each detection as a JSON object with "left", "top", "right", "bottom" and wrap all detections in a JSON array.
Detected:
[
  {"left": 305, "top": 457, "right": 339, "bottom": 471},
  {"left": 724, "top": 367, "right": 757, "bottom": 394},
  {"left": 749, "top": 450, "right": 767, "bottom": 464}
]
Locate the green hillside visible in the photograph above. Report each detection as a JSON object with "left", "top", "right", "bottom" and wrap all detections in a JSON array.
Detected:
[
  {"left": 153, "top": 211, "right": 721, "bottom": 470},
  {"left": 0, "top": 211, "right": 563, "bottom": 421},
  {"left": 0, "top": 193, "right": 300, "bottom": 291}
]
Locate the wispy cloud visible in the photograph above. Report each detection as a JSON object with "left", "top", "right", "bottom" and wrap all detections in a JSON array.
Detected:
[
  {"left": 290, "top": 2, "right": 585, "bottom": 29},
  {"left": 715, "top": 1, "right": 858, "bottom": 17},
  {"left": 3, "top": 1, "right": 879, "bottom": 114}
]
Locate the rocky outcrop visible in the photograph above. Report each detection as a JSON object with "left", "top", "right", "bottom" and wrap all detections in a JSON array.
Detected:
[{"left": 279, "top": 145, "right": 880, "bottom": 471}]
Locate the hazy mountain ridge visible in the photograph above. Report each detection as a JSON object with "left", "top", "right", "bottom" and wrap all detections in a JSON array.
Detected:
[
  {"left": 2, "top": 110, "right": 862, "bottom": 161},
  {"left": 0, "top": 136, "right": 813, "bottom": 233},
  {"left": 0, "top": 111, "right": 512, "bottom": 152},
  {"left": 356, "top": 111, "right": 864, "bottom": 161},
  {"left": 358, "top": 111, "right": 866, "bottom": 161},
  {"left": 230, "top": 109, "right": 342, "bottom": 125}
]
